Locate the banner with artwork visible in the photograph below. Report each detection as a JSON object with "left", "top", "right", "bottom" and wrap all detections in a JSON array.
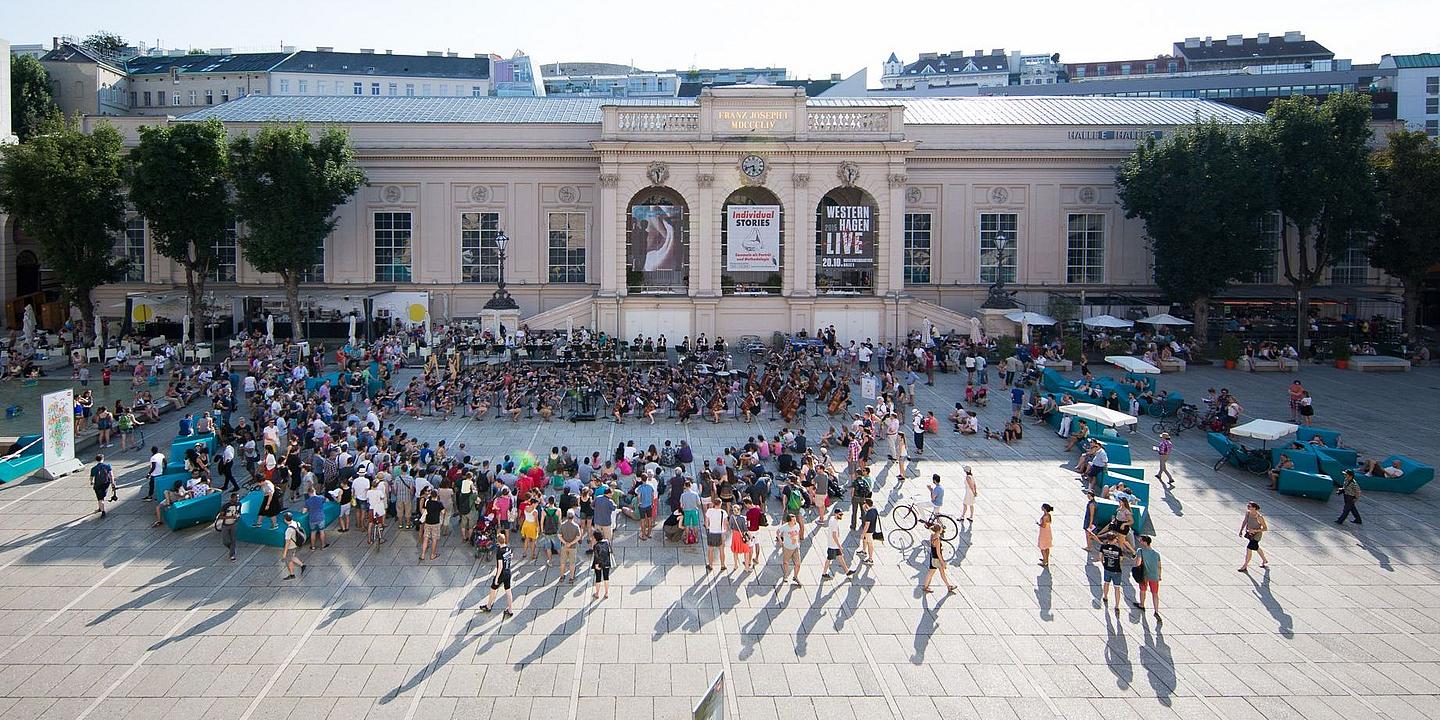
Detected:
[
  {"left": 725, "top": 205, "right": 780, "bottom": 271},
  {"left": 629, "top": 205, "right": 686, "bottom": 274},
  {"left": 818, "top": 204, "right": 875, "bottom": 270},
  {"left": 39, "top": 389, "right": 83, "bottom": 479}
]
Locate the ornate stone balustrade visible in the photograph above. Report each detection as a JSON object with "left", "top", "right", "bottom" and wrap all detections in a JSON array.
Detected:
[
  {"left": 615, "top": 111, "right": 701, "bottom": 133},
  {"left": 807, "top": 111, "right": 890, "bottom": 133}
]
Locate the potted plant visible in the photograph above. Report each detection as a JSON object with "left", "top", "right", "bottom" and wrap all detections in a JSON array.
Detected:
[
  {"left": 1062, "top": 335, "right": 1082, "bottom": 363},
  {"left": 1219, "top": 334, "right": 1242, "bottom": 370},
  {"left": 1330, "top": 337, "right": 1353, "bottom": 369},
  {"left": 993, "top": 336, "right": 1017, "bottom": 363}
]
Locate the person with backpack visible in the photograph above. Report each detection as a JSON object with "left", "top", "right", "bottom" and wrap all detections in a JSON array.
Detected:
[
  {"left": 91, "top": 454, "right": 116, "bottom": 519},
  {"left": 857, "top": 498, "right": 880, "bottom": 565},
  {"left": 479, "top": 533, "right": 516, "bottom": 618},
  {"left": 540, "top": 497, "right": 562, "bottom": 566},
  {"left": 281, "top": 512, "right": 306, "bottom": 580},
  {"left": 849, "top": 470, "right": 873, "bottom": 531},
  {"left": 219, "top": 492, "right": 241, "bottom": 561},
  {"left": 591, "top": 530, "right": 614, "bottom": 600}
]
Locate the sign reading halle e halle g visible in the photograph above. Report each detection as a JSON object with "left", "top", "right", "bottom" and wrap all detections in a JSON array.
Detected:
[
  {"left": 819, "top": 205, "right": 875, "bottom": 269},
  {"left": 725, "top": 205, "right": 781, "bottom": 271}
]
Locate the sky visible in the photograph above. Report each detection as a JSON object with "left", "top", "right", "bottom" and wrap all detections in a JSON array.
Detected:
[{"left": 6, "top": 0, "right": 1435, "bottom": 83}]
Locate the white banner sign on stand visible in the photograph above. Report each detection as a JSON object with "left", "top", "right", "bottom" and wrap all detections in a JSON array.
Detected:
[{"left": 38, "top": 389, "right": 84, "bottom": 480}]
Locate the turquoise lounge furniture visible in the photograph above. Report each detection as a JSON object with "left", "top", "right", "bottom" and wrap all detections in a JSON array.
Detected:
[
  {"left": 163, "top": 490, "right": 225, "bottom": 531},
  {"left": 0, "top": 434, "right": 44, "bottom": 483},
  {"left": 304, "top": 372, "right": 344, "bottom": 393},
  {"left": 166, "top": 433, "right": 217, "bottom": 474},
  {"left": 1354, "top": 455, "right": 1434, "bottom": 494},
  {"left": 1276, "top": 469, "right": 1335, "bottom": 501},
  {"left": 1208, "top": 432, "right": 1240, "bottom": 467},
  {"left": 1313, "top": 447, "right": 1358, "bottom": 483},
  {"left": 1096, "top": 440, "right": 1131, "bottom": 466},
  {"left": 1270, "top": 447, "right": 1321, "bottom": 475},
  {"left": 235, "top": 490, "right": 342, "bottom": 547},
  {"left": 1092, "top": 498, "right": 1147, "bottom": 534},
  {"left": 1295, "top": 427, "right": 1341, "bottom": 448}
]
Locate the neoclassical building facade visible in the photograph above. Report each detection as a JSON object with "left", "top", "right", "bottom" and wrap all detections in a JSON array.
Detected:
[{"left": 61, "top": 85, "right": 1279, "bottom": 341}]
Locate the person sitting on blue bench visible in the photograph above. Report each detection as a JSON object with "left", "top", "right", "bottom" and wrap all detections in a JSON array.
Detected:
[
  {"left": 178, "top": 413, "right": 195, "bottom": 437},
  {"left": 152, "top": 474, "right": 216, "bottom": 528},
  {"left": 1267, "top": 453, "right": 1296, "bottom": 490},
  {"left": 1064, "top": 417, "right": 1091, "bottom": 452},
  {"left": 1360, "top": 458, "right": 1404, "bottom": 481}
]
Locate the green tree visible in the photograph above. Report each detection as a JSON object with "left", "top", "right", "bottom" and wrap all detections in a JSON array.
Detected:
[
  {"left": 1370, "top": 129, "right": 1440, "bottom": 339},
  {"left": 82, "top": 31, "right": 128, "bottom": 56},
  {"left": 10, "top": 55, "right": 58, "bottom": 141},
  {"left": 1115, "top": 119, "right": 1270, "bottom": 344},
  {"left": 229, "top": 123, "right": 366, "bottom": 340},
  {"left": 127, "top": 119, "right": 231, "bottom": 343},
  {"left": 1256, "top": 92, "right": 1379, "bottom": 355},
  {"left": 0, "top": 115, "right": 128, "bottom": 341}
]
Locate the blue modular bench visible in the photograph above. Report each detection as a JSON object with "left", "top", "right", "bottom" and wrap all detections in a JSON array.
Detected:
[
  {"left": 165, "top": 433, "right": 218, "bottom": 475},
  {"left": 1276, "top": 469, "right": 1335, "bottom": 501},
  {"left": 1351, "top": 455, "right": 1435, "bottom": 494},
  {"left": 163, "top": 490, "right": 226, "bottom": 531},
  {"left": 1092, "top": 498, "right": 1147, "bottom": 534},
  {"left": 303, "top": 372, "right": 344, "bottom": 393},
  {"left": 0, "top": 434, "right": 45, "bottom": 483},
  {"left": 1314, "top": 446, "right": 1359, "bottom": 483},
  {"left": 1295, "top": 426, "right": 1341, "bottom": 448},
  {"left": 234, "top": 490, "right": 341, "bottom": 547},
  {"left": 1101, "top": 466, "right": 1150, "bottom": 504},
  {"left": 1270, "top": 447, "right": 1322, "bottom": 476},
  {"left": 1096, "top": 439, "right": 1131, "bottom": 466},
  {"left": 1208, "top": 432, "right": 1243, "bottom": 468}
]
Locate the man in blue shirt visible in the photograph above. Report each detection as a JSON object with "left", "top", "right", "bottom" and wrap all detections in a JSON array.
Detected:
[
  {"left": 635, "top": 478, "right": 657, "bottom": 540},
  {"left": 592, "top": 488, "right": 616, "bottom": 542},
  {"left": 1010, "top": 387, "right": 1026, "bottom": 415},
  {"left": 929, "top": 474, "right": 945, "bottom": 520}
]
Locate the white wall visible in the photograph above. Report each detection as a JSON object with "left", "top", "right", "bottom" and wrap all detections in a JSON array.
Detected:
[
  {"left": 0, "top": 39, "right": 14, "bottom": 142},
  {"left": 270, "top": 71, "right": 490, "bottom": 97},
  {"left": 1394, "top": 67, "right": 1438, "bottom": 133}
]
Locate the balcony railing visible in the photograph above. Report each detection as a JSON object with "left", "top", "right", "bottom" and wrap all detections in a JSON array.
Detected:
[
  {"left": 616, "top": 111, "right": 701, "bottom": 133},
  {"left": 807, "top": 111, "right": 890, "bottom": 133}
]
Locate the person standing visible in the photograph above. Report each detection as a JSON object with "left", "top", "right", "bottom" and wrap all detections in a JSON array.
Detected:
[
  {"left": 145, "top": 446, "right": 166, "bottom": 501},
  {"left": 1287, "top": 380, "right": 1305, "bottom": 423},
  {"left": 304, "top": 487, "right": 327, "bottom": 551},
  {"left": 776, "top": 513, "right": 804, "bottom": 587},
  {"left": 591, "top": 530, "right": 613, "bottom": 600},
  {"left": 704, "top": 498, "right": 728, "bottom": 571},
  {"left": 1155, "top": 433, "right": 1175, "bottom": 487},
  {"left": 394, "top": 469, "right": 415, "bottom": 530},
  {"left": 1082, "top": 490, "right": 1099, "bottom": 561},
  {"left": 558, "top": 510, "right": 582, "bottom": 582},
  {"left": 959, "top": 466, "right": 977, "bottom": 522},
  {"left": 820, "top": 508, "right": 856, "bottom": 580},
  {"left": 1133, "top": 535, "right": 1162, "bottom": 622},
  {"left": 1336, "top": 470, "right": 1363, "bottom": 525},
  {"left": 593, "top": 488, "right": 617, "bottom": 542},
  {"left": 218, "top": 441, "right": 238, "bottom": 492},
  {"left": 219, "top": 492, "right": 241, "bottom": 561},
  {"left": 281, "top": 512, "right": 306, "bottom": 580},
  {"left": 911, "top": 409, "right": 926, "bottom": 457},
  {"left": 1037, "top": 503, "right": 1053, "bottom": 567},
  {"left": 1096, "top": 530, "right": 1131, "bottom": 611},
  {"left": 420, "top": 488, "right": 444, "bottom": 561},
  {"left": 91, "top": 454, "right": 116, "bottom": 519},
  {"left": 1238, "top": 502, "right": 1269, "bottom": 572},
  {"left": 478, "top": 533, "right": 515, "bottom": 618},
  {"left": 1298, "top": 391, "right": 1314, "bottom": 426},
  {"left": 857, "top": 498, "right": 880, "bottom": 565},
  {"left": 928, "top": 474, "right": 945, "bottom": 521},
  {"left": 920, "top": 522, "right": 955, "bottom": 594}
]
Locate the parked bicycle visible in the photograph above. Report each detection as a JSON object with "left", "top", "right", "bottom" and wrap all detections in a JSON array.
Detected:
[
  {"left": 1151, "top": 403, "right": 1201, "bottom": 436},
  {"left": 1214, "top": 441, "right": 1273, "bottom": 474},
  {"left": 891, "top": 502, "right": 959, "bottom": 542}
]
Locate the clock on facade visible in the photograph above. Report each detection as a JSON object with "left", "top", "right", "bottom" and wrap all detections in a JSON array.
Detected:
[{"left": 740, "top": 155, "right": 766, "bottom": 178}]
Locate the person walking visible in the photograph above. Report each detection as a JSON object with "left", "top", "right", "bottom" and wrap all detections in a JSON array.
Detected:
[
  {"left": 920, "top": 521, "right": 956, "bottom": 594},
  {"left": 281, "top": 512, "right": 306, "bottom": 580},
  {"left": 1155, "top": 433, "right": 1175, "bottom": 487},
  {"left": 1238, "top": 502, "right": 1269, "bottom": 572},
  {"left": 91, "top": 454, "right": 116, "bottom": 519},
  {"left": 820, "top": 508, "right": 856, "bottom": 580},
  {"left": 776, "top": 513, "right": 803, "bottom": 587},
  {"left": 857, "top": 498, "right": 880, "bottom": 565},
  {"left": 1336, "top": 470, "right": 1363, "bottom": 525},
  {"left": 728, "top": 502, "right": 752, "bottom": 571},
  {"left": 927, "top": 474, "right": 945, "bottom": 521},
  {"left": 959, "top": 466, "right": 977, "bottom": 522},
  {"left": 1132, "top": 535, "right": 1162, "bottom": 622},
  {"left": 591, "top": 530, "right": 613, "bottom": 600},
  {"left": 478, "top": 533, "right": 515, "bottom": 618},
  {"left": 1298, "top": 391, "right": 1314, "bottom": 426},
  {"left": 219, "top": 491, "right": 241, "bottom": 561},
  {"left": 145, "top": 446, "right": 166, "bottom": 501},
  {"left": 1095, "top": 530, "right": 1131, "bottom": 611},
  {"left": 1037, "top": 503, "right": 1054, "bottom": 567}
]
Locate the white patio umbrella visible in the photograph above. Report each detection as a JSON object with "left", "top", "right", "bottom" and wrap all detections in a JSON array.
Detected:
[
  {"left": 265, "top": 314, "right": 274, "bottom": 342},
  {"left": 1105, "top": 355, "right": 1161, "bottom": 374},
  {"left": 181, "top": 312, "right": 191, "bottom": 346},
  {"left": 1083, "top": 314, "right": 1134, "bottom": 329},
  {"left": 1138, "top": 313, "right": 1194, "bottom": 327},
  {"left": 1229, "top": 419, "right": 1298, "bottom": 448},
  {"left": 93, "top": 314, "right": 103, "bottom": 346},
  {"left": 347, "top": 314, "right": 358, "bottom": 346},
  {"left": 1058, "top": 403, "right": 1138, "bottom": 428},
  {"left": 1004, "top": 310, "right": 1057, "bottom": 326},
  {"left": 969, "top": 316, "right": 983, "bottom": 344},
  {"left": 21, "top": 305, "right": 36, "bottom": 340}
]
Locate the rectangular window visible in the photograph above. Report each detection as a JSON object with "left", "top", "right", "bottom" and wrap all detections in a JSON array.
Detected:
[
  {"left": 171, "top": 93, "right": 180, "bottom": 106},
  {"left": 439, "top": 84, "right": 449, "bottom": 96},
  {"left": 119, "top": 218, "right": 146, "bottom": 282},
  {"left": 421, "top": 84, "right": 431, "bottom": 95},
  {"left": 1331, "top": 245, "right": 1369, "bottom": 285},
  {"left": 1145, "top": 62, "right": 1155, "bottom": 74},
  {"left": 188, "top": 90, "right": 196, "bottom": 105},
  {"left": 1074, "top": 66, "right": 1085, "bottom": 78},
  {"left": 1065, "top": 213, "right": 1105, "bottom": 284},
  {"left": 317, "top": 81, "right": 326, "bottom": 95},
  {"left": 1427, "top": 76, "right": 1440, "bottom": 94},
  {"left": 1428, "top": 119, "right": 1439, "bottom": 138},
  {"left": 1120, "top": 64, "right": 1131, "bottom": 75},
  {"left": 405, "top": 83, "right": 415, "bottom": 96},
  {"left": 472, "top": 85, "right": 483, "bottom": 97},
  {"left": 143, "top": 91, "right": 152, "bottom": 106},
  {"left": 371, "top": 83, "right": 380, "bottom": 95},
  {"left": 299, "top": 239, "right": 325, "bottom": 283},
  {"left": 279, "top": 79, "right": 290, "bottom": 93},
  {"left": 373, "top": 212, "right": 413, "bottom": 282},
  {"left": 1249, "top": 213, "right": 1282, "bottom": 283},
  {"left": 387, "top": 82, "right": 397, "bottom": 96},
  {"left": 205, "top": 89, "right": 213, "bottom": 105},
  {"left": 978, "top": 213, "right": 1018, "bottom": 284},
  {"left": 158, "top": 90, "right": 166, "bottom": 106},
  {"left": 1096, "top": 65, "right": 1107, "bottom": 76},
  {"left": 212, "top": 221, "right": 238, "bottom": 282},
  {"left": 460, "top": 211, "right": 502, "bottom": 283},
  {"left": 353, "top": 82, "right": 363, "bottom": 95},
  {"left": 1167, "top": 61, "right": 1178, "bottom": 72},
  {"left": 1427, "top": 97, "right": 1439, "bottom": 114},
  {"left": 220, "top": 91, "right": 229, "bottom": 103},
  {"left": 546, "top": 212, "right": 587, "bottom": 283},
  {"left": 130, "top": 91, "right": 138, "bottom": 106},
  {"left": 903, "top": 213, "right": 932, "bottom": 284},
  {"left": 298, "top": 80, "right": 308, "bottom": 94}
]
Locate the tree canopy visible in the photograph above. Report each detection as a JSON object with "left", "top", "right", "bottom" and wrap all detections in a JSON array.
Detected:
[
  {"left": 1370, "top": 129, "right": 1440, "bottom": 338},
  {"left": 0, "top": 115, "right": 129, "bottom": 340},
  {"left": 81, "top": 31, "right": 128, "bottom": 56},
  {"left": 10, "top": 55, "right": 59, "bottom": 142}
]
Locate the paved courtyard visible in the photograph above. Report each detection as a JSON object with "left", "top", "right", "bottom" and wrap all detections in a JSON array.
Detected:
[{"left": 0, "top": 359, "right": 1437, "bottom": 720}]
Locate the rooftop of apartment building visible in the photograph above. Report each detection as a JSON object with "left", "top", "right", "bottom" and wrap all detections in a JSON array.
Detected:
[
  {"left": 124, "top": 47, "right": 490, "bottom": 78},
  {"left": 1174, "top": 31, "right": 1332, "bottom": 62},
  {"left": 894, "top": 49, "right": 1016, "bottom": 77},
  {"left": 1379, "top": 52, "right": 1440, "bottom": 69},
  {"left": 39, "top": 41, "right": 125, "bottom": 73}
]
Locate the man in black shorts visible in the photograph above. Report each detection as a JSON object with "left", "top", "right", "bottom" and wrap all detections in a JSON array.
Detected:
[{"left": 478, "top": 532, "right": 515, "bottom": 618}]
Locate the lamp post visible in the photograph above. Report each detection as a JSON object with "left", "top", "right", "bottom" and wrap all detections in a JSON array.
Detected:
[
  {"left": 980, "top": 232, "right": 1019, "bottom": 310},
  {"left": 483, "top": 230, "right": 518, "bottom": 311}
]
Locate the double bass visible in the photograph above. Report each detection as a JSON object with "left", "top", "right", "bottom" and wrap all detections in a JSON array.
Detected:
[{"left": 827, "top": 382, "right": 849, "bottom": 416}]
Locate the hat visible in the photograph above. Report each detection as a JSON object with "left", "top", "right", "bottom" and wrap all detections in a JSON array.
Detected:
[
  {"left": 963, "top": 465, "right": 972, "bottom": 474},
  {"left": 1160, "top": 432, "right": 1171, "bottom": 439}
]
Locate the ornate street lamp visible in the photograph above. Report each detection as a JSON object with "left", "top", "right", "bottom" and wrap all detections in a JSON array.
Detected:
[
  {"left": 484, "top": 230, "right": 519, "bottom": 310},
  {"left": 980, "top": 231, "right": 1019, "bottom": 309}
]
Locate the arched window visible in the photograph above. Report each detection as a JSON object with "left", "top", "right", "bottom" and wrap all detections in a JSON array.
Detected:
[
  {"left": 626, "top": 187, "right": 689, "bottom": 294},
  {"left": 720, "top": 186, "right": 783, "bottom": 295},
  {"left": 815, "top": 187, "right": 877, "bottom": 295}
]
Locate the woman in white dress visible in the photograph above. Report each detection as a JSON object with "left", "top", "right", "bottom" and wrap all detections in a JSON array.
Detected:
[{"left": 960, "top": 466, "right": 977, "bottom": 522}]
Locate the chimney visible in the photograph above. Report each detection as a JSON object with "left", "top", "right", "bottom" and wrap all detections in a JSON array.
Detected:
[
  {"left": 1257, "top": 33, "right": 1270, "bottom": 44},
  {"left": 316, "top": 46, "right": 333, "bottom": 52},
  {"left": 447, "top": 52, "right": 458, "bottom": 58},
  {"left": 1204, "top": 36, "right": 1213, "bottom": 47},
  {"left": 830, "top": 73, "right": 840, "bottom": 81},
  {"left": 1226, "top": 35, "right": 1242, "bottom": 46},
  {"left": 474, "top": 53, "right": 485, "bottom": 59},
  {"left": 359, "top": 48, "right": 375, "bottom": 54},
  {"left": 991, "top": 48, "right": 1004, "bottom": 56},
  {"left": 974, "top": 49, "right": 983, "bottom": 57},
  {"left": 1283, "top": 31, "right": 1303, "bottom": 42},
  {"left": 1183, "top": 37, "right": 1200, "bottom": 48},
  {"left": 52, "top": 36, "right": 59, "bottom": 50},
  {"left": 385, "top": 49, "right": 392, "bottom": 55},
  {"left": 426, "top": 51, "right": 442, "bottom": 57}
]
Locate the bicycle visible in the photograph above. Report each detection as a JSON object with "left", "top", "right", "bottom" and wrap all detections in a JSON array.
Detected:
[
  {"left": 891, "top": 502, "right": 959, "bottom": 542},
  {"left": 1214, "top": 441, "right": 1272, "bottom": 475},
  {"left": 1151, "top": 403, "right": 1200, "bottom": 436}
]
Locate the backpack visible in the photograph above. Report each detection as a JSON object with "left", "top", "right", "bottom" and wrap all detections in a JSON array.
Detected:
[
  {"left": 595, "top": 540, "right": 613, "bottom": 568},
  {"left": 660, "top": 446, "right": 676, "bottom": 467},
  {"left": 853, "top": 475, "right": 873, "bottom": 498}
]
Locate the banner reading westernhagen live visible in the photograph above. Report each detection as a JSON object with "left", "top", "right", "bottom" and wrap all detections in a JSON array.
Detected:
[
  {"left": 819, "top": 204, "right": 875, "bottom": 269},
  {"left": 725, "top": 205, "right": 781, "bottom": 271}
]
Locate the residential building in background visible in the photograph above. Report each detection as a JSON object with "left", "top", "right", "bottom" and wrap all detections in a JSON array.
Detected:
[
  {"left": 1379, "top": 53, "right": 1440, "bottom": 137},
  {"left": 541, "top": 62, "right": 680, "bottom": 97},
  {"left": 1, "top": 38, "right": 14, "bottom": 143},
  {"left": 493, "top": 51, "right": 542, "bottom": 96},
  {"left": 879, "top": 49, "right": 1036, "bottom": 89},
  {"left": 124, "top": 51, "right": 289, "bottom": 116},
  {"left": 1172, "top": 31, "right": 1332, "bottom": 71},
  {"left": 39, "top": 41, "right": 129, "bottom": 116},
  {"left": 271, "top": 49, "right": 491, "bottom": 99},
  {"left": 8, "top": 43, "right": 47, "bottom": 60}
]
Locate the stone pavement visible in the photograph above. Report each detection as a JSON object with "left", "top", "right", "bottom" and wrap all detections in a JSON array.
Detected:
[{"left": 0, "top": 359, "right": 1437, "bottom": 720}]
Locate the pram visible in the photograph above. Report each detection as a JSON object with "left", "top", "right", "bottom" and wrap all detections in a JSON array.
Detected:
[{"left": 470, "top": 513, "right": 496, "bottom": 558}]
